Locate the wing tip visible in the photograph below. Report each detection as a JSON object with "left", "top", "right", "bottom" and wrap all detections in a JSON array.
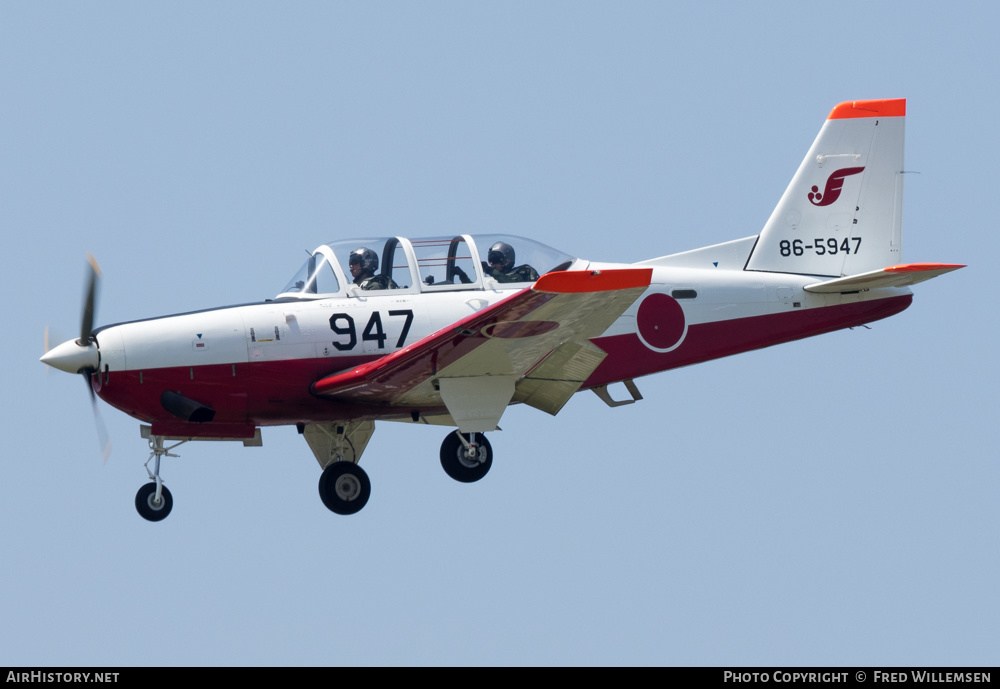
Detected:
[{"left": 884, "top": 263, "right": 966, "bottom": 274}]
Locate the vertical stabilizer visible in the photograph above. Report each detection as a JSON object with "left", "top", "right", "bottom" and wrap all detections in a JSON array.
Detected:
[{"left": 745, "top": 99, "right": 905, "bottom": 277}]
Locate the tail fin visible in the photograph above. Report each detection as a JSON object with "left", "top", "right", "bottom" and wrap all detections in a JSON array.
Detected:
[{"left": 745, "top": 99, "right": 906, "bottom": 277}]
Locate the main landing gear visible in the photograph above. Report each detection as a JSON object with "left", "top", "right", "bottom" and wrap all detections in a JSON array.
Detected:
[
  {"left": 318, "top": 461, "right": 371, "bottom": 515},
  {"left": 312, "top": 429, "right": 493, "bottom": 516},
  {"left": 134, "top": 434, "right": 185, "bottom": 522},
  {"left": 440, "top": 430, "right": 493, "bottom": 483}
]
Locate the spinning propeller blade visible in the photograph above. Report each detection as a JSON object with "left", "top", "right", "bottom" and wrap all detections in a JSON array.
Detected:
[
  {"left": 80, "top": 253, "right": 100, "bottom": 345},
  {"left": 87, "top": 377, "right": 112, "bottom": 463},
  {"left": 41, "top": 254, "right": 111, "bottom": 461}
]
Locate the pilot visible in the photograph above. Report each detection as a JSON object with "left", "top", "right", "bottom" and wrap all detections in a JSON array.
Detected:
[
  {"left": 348, "top": 248, "right": 395, "bottom": 290},
  {"left": 483, "top": 241, "right": 539, "bottom": 284}
]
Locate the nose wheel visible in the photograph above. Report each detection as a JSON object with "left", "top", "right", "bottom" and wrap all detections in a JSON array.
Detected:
[
  {"left": 440, "top": 431, "right": 492, "bottom": 483},
  {"left": 135, "top": 482, "right": 173, "bottom": 521}
]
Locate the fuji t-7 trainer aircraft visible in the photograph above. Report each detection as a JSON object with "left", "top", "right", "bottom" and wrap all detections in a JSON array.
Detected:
[{"left": 42, "top": 98, "right": 963, "bottom": 521}]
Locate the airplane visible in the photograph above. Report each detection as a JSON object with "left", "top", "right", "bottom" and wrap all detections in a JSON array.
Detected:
[{"left": 41, "top": 97, "right": 964, "bottom": 522}]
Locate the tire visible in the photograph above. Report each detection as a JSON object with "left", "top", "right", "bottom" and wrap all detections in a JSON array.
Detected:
[
  {"left": 135, "top": 483, "right": 173, "bottom": 522},
  {"left": 440, "top": 432, "right": 493, "bottom": 483},
  {"left": 318, "top": 462, "right": 371, "bottom": 515}
]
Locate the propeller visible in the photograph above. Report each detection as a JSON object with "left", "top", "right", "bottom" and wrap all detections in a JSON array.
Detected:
[
  {"left": 41, "top": 253, "right": 112, "bottom": 461},
  {"left": 79, "top": 253, "right": 99, "bottom": 346},
  {"left": 88, "top": 385, "right": 112, "bottom": 463}
]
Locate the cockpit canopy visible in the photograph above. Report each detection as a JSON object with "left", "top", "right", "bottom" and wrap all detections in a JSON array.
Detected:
[{"left": 278, "top": 234, "right": 579, "bottom": 299}]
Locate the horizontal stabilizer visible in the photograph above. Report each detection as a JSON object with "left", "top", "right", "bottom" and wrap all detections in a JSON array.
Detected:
[{"left": 804, "top": 263, "right": 965, "bottom": 293}]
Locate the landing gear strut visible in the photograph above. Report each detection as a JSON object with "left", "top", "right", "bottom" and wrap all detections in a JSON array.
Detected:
[
  {"left": 318, "top": 462, "right": 371, "bottom": 515},
  {"left": 135, "top": 434, "right": 185, "bottom": 522},
  {"left": 440, "top": 431, "right": 493, "bottom": 483}
]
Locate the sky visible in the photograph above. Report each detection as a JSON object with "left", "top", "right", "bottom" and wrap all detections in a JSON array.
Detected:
[{"left": 2, "top": 1, "right": 996, "bottom": 667}]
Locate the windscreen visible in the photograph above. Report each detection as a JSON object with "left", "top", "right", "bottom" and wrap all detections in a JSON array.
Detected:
[{"left": 279, "top": 253, "right": 340, "bottom": 296}]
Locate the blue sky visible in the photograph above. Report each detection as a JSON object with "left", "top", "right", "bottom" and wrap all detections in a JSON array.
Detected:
[{"left": 2, "top": 1, "right": 996, "bottom": 666}]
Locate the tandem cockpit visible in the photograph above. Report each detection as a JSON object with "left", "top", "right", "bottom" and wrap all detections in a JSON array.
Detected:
[{"left": 277, "top": 234, "right": 582, "bottom": 299}]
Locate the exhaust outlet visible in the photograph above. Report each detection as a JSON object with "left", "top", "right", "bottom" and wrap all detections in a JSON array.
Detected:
[{"left": 161, "top": 390, "right": 216, "bottom": 423}]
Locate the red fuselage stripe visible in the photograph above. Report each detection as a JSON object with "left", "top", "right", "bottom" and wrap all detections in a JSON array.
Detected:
[{"left": 585, "top": 294, "right": 911, "bottom": 386}]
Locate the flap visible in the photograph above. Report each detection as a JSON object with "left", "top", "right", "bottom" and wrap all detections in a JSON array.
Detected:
[{"left": 513, "top": 340, "right": 608, "bottom": 416}]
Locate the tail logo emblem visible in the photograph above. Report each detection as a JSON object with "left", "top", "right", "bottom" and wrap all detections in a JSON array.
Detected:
[{"left": 808, "top": 167, "right": 865, "bottom": 206}]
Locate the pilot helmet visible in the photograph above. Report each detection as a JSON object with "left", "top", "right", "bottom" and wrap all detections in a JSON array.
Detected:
[
  {"left": 349, "top": 247, "right": 379, "bottom": 274},
  {"left": 487, "top": 241, "right": 515, "bottom": 272}
]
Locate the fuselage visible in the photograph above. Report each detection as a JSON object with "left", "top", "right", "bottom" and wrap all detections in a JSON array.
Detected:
[{"left": 89, "top": 260, "right": 911, "bottom": 437}]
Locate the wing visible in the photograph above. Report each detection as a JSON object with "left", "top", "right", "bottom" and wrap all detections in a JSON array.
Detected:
[{"left": 311, "top": 268, "right": 652, "bottom": 431}]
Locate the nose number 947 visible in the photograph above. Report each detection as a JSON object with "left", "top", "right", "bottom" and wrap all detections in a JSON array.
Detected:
[{"left": 329, "top": 309, "right": 414, "bottom": 351}]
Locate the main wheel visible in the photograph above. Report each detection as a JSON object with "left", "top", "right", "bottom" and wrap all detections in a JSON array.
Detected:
[
  {"left": 135, "top": 483, "right": 173, "bottom": 522},
  {"left": 318, "top": 462, "right": 371, "bottom": 515},
  {"left": 440, "top": 432, "right": 493, "bottom": 483}
]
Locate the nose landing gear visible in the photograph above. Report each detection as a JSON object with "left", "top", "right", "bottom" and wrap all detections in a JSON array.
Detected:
[{"left": 134, "top": 434, "right": 186, "bottom": 522}]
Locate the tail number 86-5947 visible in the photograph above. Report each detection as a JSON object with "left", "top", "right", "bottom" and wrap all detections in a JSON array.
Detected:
[{"left": 780, "top": 237, "right": 861, "bottom": 257}]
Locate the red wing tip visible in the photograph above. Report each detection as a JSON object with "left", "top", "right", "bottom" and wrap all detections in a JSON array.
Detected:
[
  {"left": 828, "top": 98, "right": 906, "bottom": 120},
  {"left": 533, "top": 268, "right": 652, "bottom": 294},
  {"left": 884, "top": 263, "right": 966, "bottom": 273}
]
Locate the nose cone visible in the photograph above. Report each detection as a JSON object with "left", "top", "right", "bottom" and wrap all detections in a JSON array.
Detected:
[{"left": 41, "top": 338, "right": 99, "bottom": 374}]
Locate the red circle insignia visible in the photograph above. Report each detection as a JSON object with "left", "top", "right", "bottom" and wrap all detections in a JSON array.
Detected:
[{"left": 636, "top": 293, "right": 686, "bottom": 351}]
